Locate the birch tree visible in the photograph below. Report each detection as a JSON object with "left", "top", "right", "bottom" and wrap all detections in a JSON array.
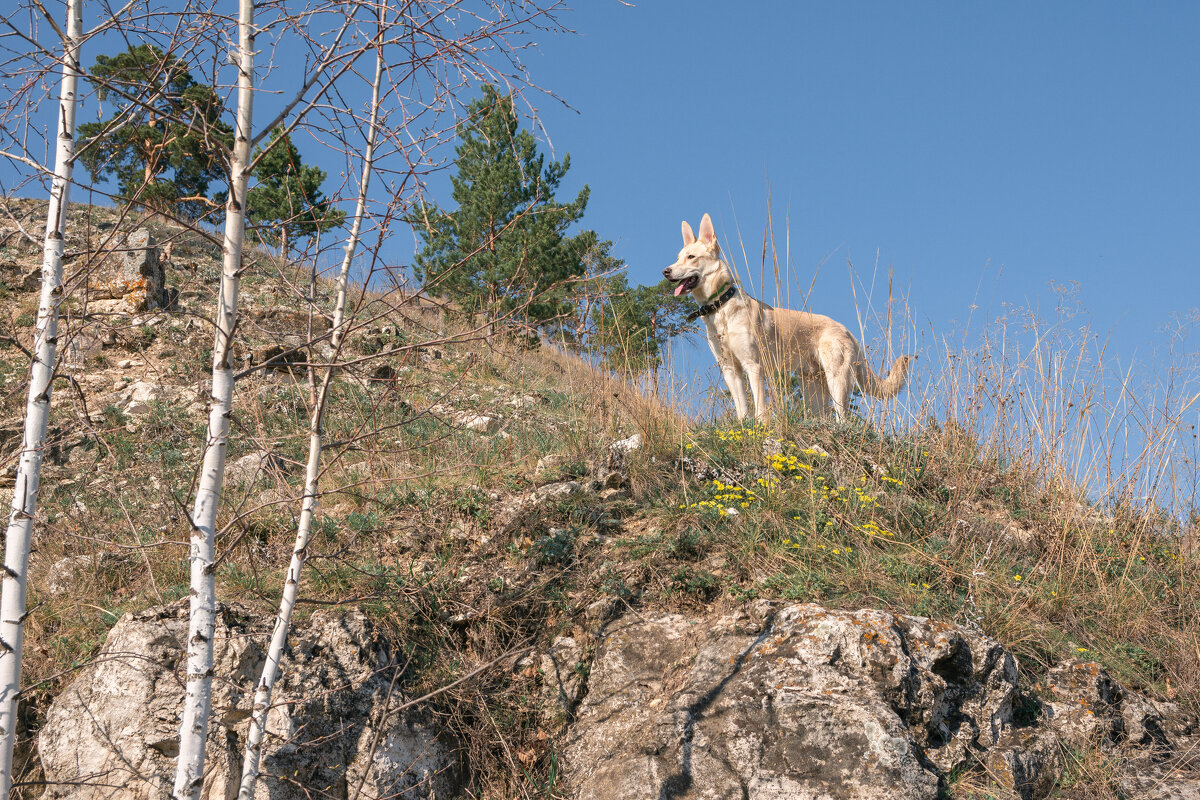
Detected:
[
  {"left": 236, "top": 6, "right": 387, "bottom": 796},
  {"left": 0, "top": 0, "right": 83, "bottom": 793},
  {"left": 172, "top": 0, "right": 256, "bottom": 795}
]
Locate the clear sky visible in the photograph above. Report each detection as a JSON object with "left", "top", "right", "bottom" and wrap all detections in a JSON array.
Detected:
[
  {"left": 500, "top": 1, "right": 1200, "bottom": 369},
  {"left": 6, "top": 1, "right": 1198, "bottom": 395},
  {"left": 4, "top": 1, "right": 1197, "bottom": 501}
]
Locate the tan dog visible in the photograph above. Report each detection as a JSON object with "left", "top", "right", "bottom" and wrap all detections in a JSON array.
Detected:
[{"left": 663, "top": 213, "right": 915, "bottom": 422}]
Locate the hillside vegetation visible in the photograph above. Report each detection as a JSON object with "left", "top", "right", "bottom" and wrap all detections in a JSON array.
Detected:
[{"left": 1, "top": 199, "right": 1198, "bottom": 798}]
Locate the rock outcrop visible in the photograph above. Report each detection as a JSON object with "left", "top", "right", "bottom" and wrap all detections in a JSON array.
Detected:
[
  {"left": 562, "top": 602, "right": 1198, "bottom": 800},
  {"left": 31, "top": 594, "right": 1198, "bottom": 800},
  {"left": 119, "top": 228, "right": 166, "bottom": 311},
  {"left": 38, "top": 602, "right": 458, "bottom": 799}
]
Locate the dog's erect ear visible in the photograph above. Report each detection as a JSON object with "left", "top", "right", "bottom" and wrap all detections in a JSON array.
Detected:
[
  {"left": 698, "top": 213, "right": 716, "bottom": 246},
  {"left": 681, "top": 220, "right": 696, "bottom": 246}
]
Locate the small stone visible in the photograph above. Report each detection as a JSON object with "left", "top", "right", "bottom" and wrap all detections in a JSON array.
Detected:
[
  {"left": 46, "top": 553, "right": 117, "bottom": 597},
  {"left": 600, "top": 470, "right": 627, "bottom": 490},
  {"left": 459, "top": 413, "right": 501, "bottom": 434},
  {"left": 535, "top": 454, "right": 569, "bottom": 477},
  {"left": 226, "top": 450, "right": 287, "bottom": 486},
  {"left": 537, "top": 481, "right": 582, "bottom": 501},
  {"left": 610, "top": 433, "right": 642, "bottom": 454}
]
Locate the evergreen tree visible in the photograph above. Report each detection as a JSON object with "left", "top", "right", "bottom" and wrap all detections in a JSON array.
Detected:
[
  {"left": 78, "top": 45, "right": 232, "bottom": 220},
  {"left": 574, "top": 240, "right": 695, "bottom": 375},
  {"left": 226, "top": 128, "right": 345, "bottom": 255},
  {"left": 411, "top": 84, "right": 594, "bottom": 324}
]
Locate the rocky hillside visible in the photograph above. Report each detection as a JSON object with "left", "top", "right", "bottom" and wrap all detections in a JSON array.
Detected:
[{"left": 2, "top": 199, "right": 1199, "bottom": 799}]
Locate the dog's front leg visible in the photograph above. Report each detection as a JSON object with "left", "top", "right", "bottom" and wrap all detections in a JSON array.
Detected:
[
  {"left": 744, "top": 363, "right": 768, "bottom": 422},
  {"left": 722, "top": 364, "right": 749, "bottom": 419},
  {"left": 715, "top": 358, "right": 749, "bottom": 420}
]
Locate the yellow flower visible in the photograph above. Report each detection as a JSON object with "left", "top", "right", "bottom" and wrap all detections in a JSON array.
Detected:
[{"left": 1013, "top": 575, "right": 1022, "bottom": 582}]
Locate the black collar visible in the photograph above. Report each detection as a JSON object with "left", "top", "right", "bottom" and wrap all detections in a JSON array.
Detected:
[{"left": 687, "top": 284, "right": 737, "bottom": 322}]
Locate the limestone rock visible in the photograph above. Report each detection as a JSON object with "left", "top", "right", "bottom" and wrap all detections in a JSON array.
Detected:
[
  {"left": 536, "top": 481, "right": 582, "bottom": 502},
  {"left": 534, "top": 453, "right": 570, "bottom": 477},
  {"left": 457, "top": 412, "right": 501, "bottom": 435},
  {"left": 1042, "top": 659, "right": 1123, "bottom": 749},
  {"left": 0, "top": 258, "right": 40, "bottom": 291},
  {"left": 45, "top": 553, "right": 122, "bottom": 597},
  {"left": 606, "top": 433, "right": 642, "bottom": 471},
  {"left": 121, "top": 379, "right": 161, "bottom": 415},
  {"left": 564, "top": 602, "right": 1020, "bottom": 800},
  {"left": 226, "top": 450, "right": 288, "bottom": 486},
  {"left": 38, "top": 603, "right": 262, "bottom": 800},
  {"left": 985, "top": 728, "right": 1061, "bottom": 800},
  {"left": 540, "top": 636, "right": 587, "bottom": 716},
  {"left": 38, "top": 603, "right": 458, "bottom": 799},
  {"left": 119, "top": 228, "right": 166, "bottom": 311}
]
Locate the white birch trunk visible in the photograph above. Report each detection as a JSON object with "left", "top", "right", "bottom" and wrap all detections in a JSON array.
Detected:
[
  {"left": 0, "top": 0, "right": 83, "bottom": 792},
  {"left": 173, "top": 1, "right": 255, "bottom": 797},
  {"left": 236, "top": 16, "right": 385, "bottom": 796}
]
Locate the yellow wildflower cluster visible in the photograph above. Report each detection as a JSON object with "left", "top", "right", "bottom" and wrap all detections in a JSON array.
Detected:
[
  {"left": 768, "top": 453, "right": 815, "bottom": 474},
  {"left": 858, "top": 520, "right": 895, "bottom": 537},
  {"left": 679, "top": 479, "right": 756, "bottom": 514},
  {"left": 880, "top": 475, "right": 904, "bottom": 488},
  {"left": 714, "top": 423, "right": 769, "bottom": 443},
  {"left": 812, "top": 484, "right": 880, "bottom": 509},
  {"left": 680, "top": 499, "right": 738, "bottom": 515},
  {"left": 811, "top": 543, "right": 852, "bottom": 555}
]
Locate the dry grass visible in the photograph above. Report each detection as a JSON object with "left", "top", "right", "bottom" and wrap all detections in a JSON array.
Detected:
[{"left": 2, "top": 201, "right": 1198, "bottom": 798}]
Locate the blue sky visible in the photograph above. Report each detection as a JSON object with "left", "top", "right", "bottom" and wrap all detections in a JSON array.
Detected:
[
  {"left": 503, "top": 2, "right": 1199, "bottom": 366},
  {"left": 7, "top": 2, "right": 1198, "bottom": 391},
  {"left": 4, "top": 1, "right": 1197, "bottom": 500}
]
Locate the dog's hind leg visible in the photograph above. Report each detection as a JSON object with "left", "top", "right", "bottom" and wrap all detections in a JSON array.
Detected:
[
  {"left": 801, "top": 376, "right": 830, "bottom": 418},
  {"left": 818, "top": 343, "right": 852, "bottom": 422}
]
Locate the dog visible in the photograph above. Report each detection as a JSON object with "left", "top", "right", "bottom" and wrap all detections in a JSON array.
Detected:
[{"left": 663, "top": 213, "right": 915, "bottom": 422}]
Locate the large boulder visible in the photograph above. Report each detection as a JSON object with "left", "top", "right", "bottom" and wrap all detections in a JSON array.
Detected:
[
  {"left": 564, "top": 602, "right": 1019, "bottom": 800},
  {"left": 38, "top": 602, "right": 457, "bottom": 799},
  {"left": 120, "top": 228, "right": 166, "bottom": 311}
]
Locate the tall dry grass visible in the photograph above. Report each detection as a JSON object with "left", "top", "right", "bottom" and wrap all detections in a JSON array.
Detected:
[{"left": 664, "top": 208, "right": 1199, "bottom": 527}]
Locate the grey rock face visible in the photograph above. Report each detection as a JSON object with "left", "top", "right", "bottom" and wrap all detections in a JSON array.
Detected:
[
  {"left": 565, "top": 602, "right": 1017, "bottom": 800},
  {"left": 38, "top": 603, "right": 457, "bottom": 799},
  {"left": 121, "top": 228, "right": 165, "bottom": 310},
  {"left": 0, "top": 258, "right": 40, "bottom": 291},
  {"left": 563, "top": 604, "right": 1200, "bottom": 800}
]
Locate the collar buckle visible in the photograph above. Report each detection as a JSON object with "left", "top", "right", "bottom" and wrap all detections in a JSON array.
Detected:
[{"left": 687, "top": 284, "right": 737, "bottom": 322}]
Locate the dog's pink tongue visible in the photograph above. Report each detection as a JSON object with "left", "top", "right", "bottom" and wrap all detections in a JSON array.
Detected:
[{"left": 674, "top": 282, "right": 687, "bottom": 297}]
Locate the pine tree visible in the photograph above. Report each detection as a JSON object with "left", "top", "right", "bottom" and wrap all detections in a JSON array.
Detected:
[
  {"left": 574, "top": 240, "right": 694, "bottom": 375},
  {"left": 235, "top": 128, "right": 344, "bottom": 255},
  {"left": 411, "top": 84, "right": 594, "bottom": 325},
  {"left": 78, "top": 44, "right": 232, "bottom": 220}
]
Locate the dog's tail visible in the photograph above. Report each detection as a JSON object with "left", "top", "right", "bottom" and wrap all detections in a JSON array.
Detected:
[{"left": 855, "top": 354, "right": 917, "bottom": 399}]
